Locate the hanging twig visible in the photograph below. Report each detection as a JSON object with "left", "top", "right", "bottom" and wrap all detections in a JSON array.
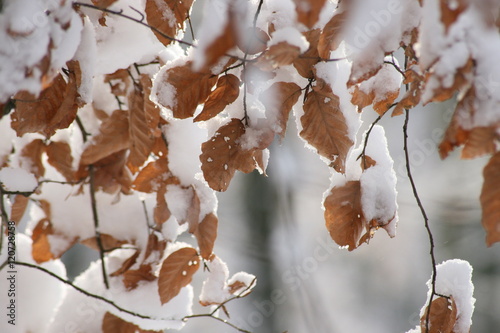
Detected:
[
  {"left": 403, "top": 108, "right": 439, "bottom": 333},
  {"left": 89, "top": 165, "right": 110, "bottom": 289},
  {"left": 5, "top": 261, "right": 158, "bottom": 320}
]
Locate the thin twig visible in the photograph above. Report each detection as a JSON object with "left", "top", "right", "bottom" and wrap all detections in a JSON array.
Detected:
[
  {"left": 403, "top": 109, "right": 438, "bottom": 333},
  {"left": 73, "top": 2, "right": 193, "bottom": 48},
  {"left": 75, "top": 116, "right": 90, "bottom": 143},
  {"left": 356, "top": 115, "right": 382, "bottom": 168},
  {"left": 89, "top": 165, "right": 110, "bottom": 289},
  {"left": 5, "top": 261, "right": 157, "bottom": 320},
  {"left": 384, "top": 60, "right": 405, "bottom": 77}
]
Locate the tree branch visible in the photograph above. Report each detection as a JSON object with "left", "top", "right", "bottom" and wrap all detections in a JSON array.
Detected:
[
  {"left": 403, "top": 108, "right": 438, "bottom": 333},
  {"left": 89, "top": 165, "right": 110, "bottom": 289}
]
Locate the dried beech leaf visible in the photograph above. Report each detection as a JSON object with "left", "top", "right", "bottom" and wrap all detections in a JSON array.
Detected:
[
  {"left": 128, "top": 86, "right": 155, "bottom": 171},
  {"left": 156, "top": 62, "right": 218, "bottom": 119},
  {"left": 201, "top": 18, "right": 236, "bottom": 69},
  {"left": 351, "top": 84, "right": 399, "bottom": 115},
  {"left": 92, "top": 149, "right": 133, "bottom": 194},
  {"left": 324, "top": 181, "right": 364, "bottom": 251},
  {"left": 194, "top": 74, "right": 240, "bottom": 122},
  {"left": 318, "top": 10, "right": 347, "bottom": 59},
  {"left": 11, "top": 65, "right": 79, "bottom": 138},
  {"left": 360, "top": 155, "right": 377, "bottom": 170},
  {"left": 158, "top": 247, "right": 201, "bottom": 304},
  {"left": 154, "top": 186, "right": 171, "bottom": 226},
  {"left": 81, "top": 233, "right": 128, "bottom": 252},
  {"left": 420, "top": 296, "right": 457, "bottom": 333},
  {"left": 46, "top": 141, "right": 75, "bottom": 181},
  {"left": 91, "top": 0, "right": 118, "bottom": 8},
  {"left": 104, "top": 69, "right": 131, "bottom": 97},
  {"left": 480, "top": 152, "right": 500, "bottom": 246},
  {"left": 259, "top": 42, "right": 301, "bottom": 70},
  {"left": 144, "top": 232, "right": 167, "bottom": 261},
  {"left": 145, "top": 0, "right": 194, "bottom": 46},
  {"left": 236, "top": 27, "right": 269, "bottom": 55},
  {"left": 300, "top": 81, "right": 353, "bottom": 173},
  {"left": 102, "top": 311, "right": 162, "bottom": 333},
  {"left": 21, "top": 139, "right": 46, "bottom": 178},
  {"left": 123, "top": 264, "right": 157, "bottom": 290},
  {"left": 425, "top": 58, "right": 473, "bottom": 103},
  {"left": 110, "top": 251, "right": 140, "bottom": 278},
  {"left": 440, "top": 0, "right": 468, "bottom": 33},
  {"left": 140, "top": 74, "right": 161, "bottom": 132},
  {"left": 261, "top": 81, "right": 302, "bottom": 139},
  {"left": 31, "top": 218, "right": 55, "bottom": 263},
  {"left": 293, "top": 29, "right": 321, "bottom": 79},
  {"left": 10, "top": 195, "right": 29, "bottom": 224},
  {"left": 186, "top": 187, "right": 201, "bottom": 233},
  {"left": 194, "top": 212, "right": 218, "bottom": 260},
  {"left": 461, "top": 126, "right": 497, "bottom": 159},
  {"left": 133, "top": 158, "right": 179, "bottom": 193},
  {"left": 200, "top": 119, "right": 259, "bottom": 191},
  {"left": 438, "top": 86, "right": 475, "bottom": 159},
  {"left": 294, "top": 0, "right": 327, "bottom": 28},
  {"left": 80, "top": 110, "right": 129, "bottom": 165}
]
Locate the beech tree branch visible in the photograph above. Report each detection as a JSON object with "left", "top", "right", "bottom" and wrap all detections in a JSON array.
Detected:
[{"left": 403, "top": 109, "right": 439, "bottom": 333}]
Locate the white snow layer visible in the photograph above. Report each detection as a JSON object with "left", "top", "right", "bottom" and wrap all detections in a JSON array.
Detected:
[
  {"left": 0, "top": 167, "right": 37, "bottom": 192},
  {"left": 421, "top": 259, "right": 475, "bottom": 333},
  {"left": 0, "top": 0, "right": 82, "bottom": 102}
]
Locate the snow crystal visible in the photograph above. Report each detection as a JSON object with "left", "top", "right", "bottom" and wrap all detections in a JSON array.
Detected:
[
  {"left": 421, "top": 259, "right": 475, "bottom": 333},
  {"left": 0, "top": 167, "right": 37, "bottom": 192}
]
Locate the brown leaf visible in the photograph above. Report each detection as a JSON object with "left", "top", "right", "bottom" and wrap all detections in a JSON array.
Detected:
[
  {"left": 351, "top": 84, "right": 399, "bottom": 115},
  {"left": 200, "top": 17, "right": 237, "bottom": 70},
  {"left": 200, "top": 119, "right": 260, "bottom": 191},
  {"left": 194, "top": 212, "right": 218, "bottom": 260},
  {"left": 258, "top": 42, "right": 301, "bottom": 70},
  {"left": 91, "top": 0, "right": 118, "bottom": 8},
  {"left": 440, "top": 0, "right": 468, "bottom": 33},
  {"left": 10, "top": 195, "right": 29, "bottom": 224},
  {"left": 154, "top": 185, "right": 171, "bottom": 226},
  {"left": 461, "top": 126, "right": 498, "bottom": 159},
  {"left": 324, "top": 181, "right": 364, "bottom": 251},
  {"left": 155, "top": 61, "right": 218, "bottom": 119},
  {"left": 80, "top": 110, "right": 129, "bottom": 165},
  {"left": 194, "top": 74, "right": 240, "bottom": 122},
  {"left": 300, "top": 80, "right": 353, "bottom": 173},
  {"left": 133, "top": 158, "right": 179, "bottom": 193},
  {"left": 145, "top": 0, "right": 194, "bottom": 46},
  {"left": 261, "top": 82, "right": 302, "bottom": 139},
  {"left": 420, "top": 296, "right": 457, "bottom": 333},
  {"left": 236, "top": 27, "right": 269, "bottom": 55},
  {"left": 81, "top": 233, "right": 128, "bottom": 252},
  {"left": 11, "top": 63, "right": 80, "bottom": 137},
  {"left": 128, "top": 85, "right": 155, "bottom": 172},
  {"left": 104, "top": 69, "right": 131, "bottom": 97},
  {"left": 158, "top": 247, "right": 201, "bottom": 304},
  {"left": 438, "top": 86, "right": 475, "bottom": 159},
  {"left": 318, "top": 10, "right": 347, "bottom": 59},
  {"left": 144, "top": 232, "right": 167, "bottom": 262},
  {"left": 140, "top": 74, "right": 162, "bottom": 133},
  {"left": 21, "top": 139, "right": 46, "bottom": 178},
  {"left": 185, "top": 187, "right": 201, "bottom": 233},
  {"left": 46, "top": 141, "right": 75, "bottom": 181},
  {"left": 425, "top": 58, "right": 473, "bottom": 104},
  {"left": 123, "top": 264, "right": 157, "bottom": 290},
  {"left": 481, "top": 152, "right": 500, "bottom": 246},
  {"left": 293, "top": 29, "right": 321, "bottom": 79},
  {"left": 93, "top": 149, "right": 133, "bottom": 194},
  {"left": 360, "top": 155, "right": 377, "bottom": 171},
  {"left": 294, "top": 0, "right": 327, "bottom": 28},
  {"left": 102, "top": 311, "right": 162, "bottom": 333},
  {"left": 110, "top": 250, "right": 140, "bottom": 277},
  {"left": 31, "top": 218, "right": 55, "bottom": 263}
]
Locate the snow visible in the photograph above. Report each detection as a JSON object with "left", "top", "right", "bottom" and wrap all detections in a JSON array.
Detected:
[
  {"left": 359, "top": 125, "right": 398, "bottom": 236},
  {"left": 0, "top": 0, "right": 81, "bottom": 101},
  {"left": 0, "top": 167, "right": 37, "bottom": 192},
  {"left": 269, "top": 26, "right": 309, "bottom": 53},
  {"left": 0, "top": 234, "right": 67, "bottom": 333},
  {"left": 421, "top": 259, "right": 475, "bottom": 333},
  {"left": 199, "top": 255, "right": 231, "bottom": 305}
]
